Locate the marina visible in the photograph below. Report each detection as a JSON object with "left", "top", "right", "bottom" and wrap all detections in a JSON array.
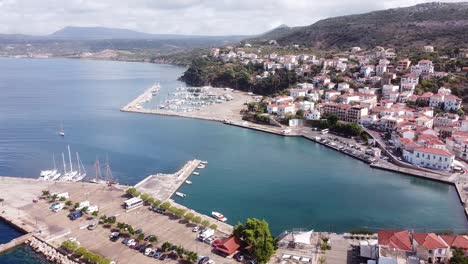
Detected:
[{"left": 1, "top": 58, "right": 467, "bottom": 257}]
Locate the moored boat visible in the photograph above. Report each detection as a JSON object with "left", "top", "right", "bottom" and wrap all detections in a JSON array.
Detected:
[
  {"left": 192, "top": 172, "right": 200, "bottom": 176},
  {"left": 175, "top": 192, "right": 187, "bottom": 198},
  {"left": 212, "top": 211, "right": 227, "bottom": 222},
  {"left": 185, "top": 180, "right": 192, "bottom": 185}
]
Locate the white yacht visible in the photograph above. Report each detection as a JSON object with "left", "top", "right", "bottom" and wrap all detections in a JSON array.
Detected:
[
  {"left": 185, "top": 180, "right": 192, "bottom": 185},
  {"left": 175, "top": 192, "right": 187, "bottom": 198},
  {"left": 212, "top": 212, "right": 227, "bottom": 222},
  {"left": 39, "top": 154, "right": 61, "bottom": 180}
]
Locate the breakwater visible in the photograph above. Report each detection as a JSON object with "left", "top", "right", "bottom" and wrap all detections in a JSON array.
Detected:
[{"left": 26, "top": 237, "right": 76, "bottom": 264}]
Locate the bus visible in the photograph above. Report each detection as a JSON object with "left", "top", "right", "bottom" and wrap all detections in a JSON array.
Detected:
[{"left": 123, "top": 197, "right": 143, "bottom": 210}]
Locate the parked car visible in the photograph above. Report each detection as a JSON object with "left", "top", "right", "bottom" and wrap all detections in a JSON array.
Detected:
[
  {"left": 144, "top": 247, "right": 153, "bottom": 256},
  {"left": 134, "top": 229, "right": 143, "bottom": 235},
  {"left": 159, "top": 254, "right": 168, "bottom": 260},
  {"left": 234, "top": 252, "right": 244, "bottom": 262},
  {"left": 204, "top": 236, "right": 215, "bottom": 245},
  {"left": 144, "top": 235, "right": 155, "bottom": 241},
  {"left": 126, "top": 239, "right": 136, "bottom": 246},
  {"left": 154, "top": 251, "right": 162, "bottom": 259},
  {"left": 68, "top": 210, "right": 83, "bottom": 221},
  {"left": 109, "top": 232, "right": 120, "bottom": 242},
  {"left": 198, "top": 256, "right": 210, "bottom": 264},
  {"left": 192, "top": 226, "right": 200, "bottom": 232},
  {"left": 87, "top": 220, "right": 98, "bottom": 230},
  {"left": 121, "top": 237, "right": 130, "bottom": 245},
  {"left": 130, "top": 242, "right": 139, "bottom": 249},
  {"left": 148, "top": 250, "right": 157, "bottom": 257}
]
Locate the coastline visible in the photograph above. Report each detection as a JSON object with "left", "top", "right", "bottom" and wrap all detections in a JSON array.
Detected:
[{"left": 120, "top": 88, "right": 468, "bottom": 220}]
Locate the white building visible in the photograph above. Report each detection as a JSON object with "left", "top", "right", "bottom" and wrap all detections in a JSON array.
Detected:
[
  {"left": 289, "top": 89, "right": 308, "bottom": 98},
  {"left": 306, "top": 109, "right": 321, "bottom": 120},
  {"left": 403, "top": 147, "right": 454, "bottom": 171}
]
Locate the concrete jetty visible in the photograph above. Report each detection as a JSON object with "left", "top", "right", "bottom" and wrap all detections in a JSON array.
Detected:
[{"left": 135, "top": 159, "right": 201, "bottom": 201}]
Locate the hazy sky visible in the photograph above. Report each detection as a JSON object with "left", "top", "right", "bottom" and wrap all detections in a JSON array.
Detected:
[{"left": 0, "top": 0, "right": 464, "bottom": 35}]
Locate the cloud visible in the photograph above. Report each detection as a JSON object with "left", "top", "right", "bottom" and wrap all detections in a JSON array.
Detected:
[{"left": 0, "top": 0, "right": 464, "bottom": 35}]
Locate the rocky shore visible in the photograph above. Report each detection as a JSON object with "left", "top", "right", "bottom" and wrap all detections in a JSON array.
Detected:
[{"left": 26, "top": 237, "right": 77, "bottom": 264}]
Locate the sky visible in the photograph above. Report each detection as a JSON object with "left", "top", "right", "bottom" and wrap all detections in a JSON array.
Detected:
[{"left": 0, "top": 0, "right": 464, "bottom": 36}]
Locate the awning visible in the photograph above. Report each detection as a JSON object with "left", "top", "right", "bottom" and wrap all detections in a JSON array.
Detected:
[{"left": 293, "top": 230, "right": 313, "bottom": 245}]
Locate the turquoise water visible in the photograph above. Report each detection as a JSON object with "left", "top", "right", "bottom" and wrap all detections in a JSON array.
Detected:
[
  {"left": 0, "top": 57, "right": 467, "bottom": 260},
  {"left": 0, "top": 245, "right": 49, "bottom": 264}
]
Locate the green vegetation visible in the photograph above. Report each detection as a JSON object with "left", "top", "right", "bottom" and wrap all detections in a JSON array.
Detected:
[
  {"left": 233, "top": 218, "right": 276, "bottom": 264},
  {"left": 126, "top": 187, "right": 140, "bottom": 197},
  {"left": 62, "top": 242, "right": 111, "bottom": 264},
  {"left": 209, "top": 224, "right": 218, "bottom": 231},
  {"left": 41, "top": 190, "right": 50, "bottom": 197},
  {"left": 254, "top": 114, "right": 271, "bottom": 124},
  {"left": 192, "top": 216, "right": 202, "bottom": 225},
  {"left": 61, "top": 240, "right": 79, "bottom": 253},
  {"left": 160, "top": 201, "right": 171, "bottom": 210},
  {"left": 350, "top": 228, "right": 374, "bottom": 235},
  {"left": 180, "top": 57, "right": 301, "bottom": 95},
  {"left": 201, "top": 219, "right": 210, "bottom": 228},
  {"left": 311, "top": 115, "right": 363, "bottom": 137},
  {"left": 451, "top": 248, "right": 468, "bottom": 264},
  {"left": 184, "top": 212, "right": 195, "bottom": 222}
]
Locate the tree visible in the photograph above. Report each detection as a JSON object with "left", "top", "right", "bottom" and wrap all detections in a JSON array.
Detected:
[
  {"left": 50, "top": 194, "right": 58, "bottom": 201},
  {"left": 61, "top": 240, "right": 79, "bottom": 253},
  {"left": 192, "top": 216, "right": 202, "bottom": 225},
  {"left": 65, "top": 200, "right": 73, "bottom": 207},
  {"left": 75, "top": 246, "right": 88, "bottom": 257},
  {"left": 59, "top": 197, "right": 66, "bottom": 202},
  {"left": 209, "top": 224, "right": 218, "bottom": 231},
  {"left": 127, "top": 225, "right": 135, "bottom": 235},
  {"left": 126, "top": 187, "right": 138, "bottom": 197},
  {"left": 140, "top": 193, "right": 150, "bottom": 202},
  {"left": 162, "top": 242, "right": 173, "bottom": 251},
  {"left": 147, "top": 197, "right": 155, "bottom": 204},
  {"left": 295, "top": 109, "right": 305, "bottom": 118},
  {"left": 184, "top": 212, "right": 195, "bottom": 222},
  {"left": 117, "top": 222, "right": 125, "bottom": 230},
  {"left": 201, "top": 220, "right": 210, "bottom": 228},
  {"left": 451, "top": 248, "right": 468, "bottom": 264},
  {"left": 175, "top": 208, "right": 187, "bottom": 218},
  {"left": 74, "top": 202, "right": 80, "bottom": 209},
  {"left": 327, "top": 115, "right": 338, "bottom": 126},
  {"left": 153, "top": 200, "right": 162, "bottom": 207},
  {"left": 149, "top": 236, "right": 158, "bottom": 243},
  {"left": 186, "top": 252, "right": 198, "bottom": 264},
  {"left": 41, "top": 190, "right": 50, "bottom": 197},
  {"left": 137, "top": 233, "right": 145, "bottom": 241},
  {"left": 92, "top": 211, "right": 98, "bottom": 216},
  {"left": 161, "top": 201, "right": 171, "bottom": 210},
  {"left": 233, "top": 218, "right": 276, "bottom": 264}
]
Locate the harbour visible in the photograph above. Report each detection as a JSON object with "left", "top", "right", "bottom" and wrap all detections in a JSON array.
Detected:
[{"left": 1, "top": 58, "right": 467, "bottom": 262}]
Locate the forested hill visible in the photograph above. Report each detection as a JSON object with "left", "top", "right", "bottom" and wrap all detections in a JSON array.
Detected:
[
  {"left": 251, "top": 2, "right": 468, "bottom": 50},
  {"left": 179, "top": 58, "right": 301, "bottom": 95}
]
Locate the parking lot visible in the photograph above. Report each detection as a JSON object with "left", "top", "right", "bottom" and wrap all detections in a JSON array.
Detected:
[{"left": 19, "top": 182, "right": 236, "bottom": 264}]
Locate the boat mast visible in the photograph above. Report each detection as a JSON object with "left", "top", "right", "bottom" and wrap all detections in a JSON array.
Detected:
[
  {"left": 67, "top": 145, "right": 73, "bottom": 173},
  {"left": 52, "top": 153, "right": 57, "bottom": 170},
  {"left": 62, "top": 152, "right": 67, "bottom": 173},
  {"left": 95, "top": 159, "right": 101, "bottom": 181},
  {"left": 76, "top": 152, "right": 81, "bottom": 175},
  {"left": 78, "top": 153, "right": 86, "bottom": 176},
  {"left": 105, "top": 155, "right": 113, "bottom": 183}
]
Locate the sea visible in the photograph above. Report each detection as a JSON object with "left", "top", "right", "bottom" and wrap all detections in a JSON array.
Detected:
[{"left": 0, "top": 57, "right": 467, "bottom": 262}]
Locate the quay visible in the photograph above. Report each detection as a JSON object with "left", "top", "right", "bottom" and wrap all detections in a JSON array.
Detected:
[{"left": 135, "top": 159, "right": 201, "bottom": 201}]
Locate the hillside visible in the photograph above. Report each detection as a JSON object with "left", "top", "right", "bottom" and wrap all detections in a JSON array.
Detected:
[{"left": 252, "top": 2, "right": 468, "bottom": 50}]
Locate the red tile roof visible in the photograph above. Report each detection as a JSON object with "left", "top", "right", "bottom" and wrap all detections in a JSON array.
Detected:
[
  {"left": 378, "top": 230, "right": 412, "bottom": 251},
  {"left": 413, "top": 233, "right": 448, "bottom": 250},
  {"left": 415, "top": 147, "right": 453, "bottom": 157},
  {"left": 440, "top": 235, "right": 468, "bottom": 249},
  {"left": 215, "top": 236, "right": 242, "bottom": 255}
]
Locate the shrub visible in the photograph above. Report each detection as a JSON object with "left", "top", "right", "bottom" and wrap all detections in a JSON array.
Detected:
[
  {"left": 61, "top": 240, "right": 79, "bottom": 253},
  {"left": 184, "top": 212, "right": 195, "bottom": 222},
  {"left": 160, "top": 202, "right": 171, "bottom": 210},
  {"left": 201, "top": 220, "right": 210, "bottom": 227},
  {"left": 137, "top": 233, "right": 145, "bottom": 241},
  {"left": 209, "top": 224, "right": 218, "bottom": 230},
  {"left": 75, "top": 246, "right": 88, "bottom": 257},
  {"left": 41, "top": 190, "right": 50, "bottom": 197},
  {"left": 65, "top": 200, "right": 73, "bottom": 207},
  {"left": 59, "top": 197, "right": 66, "bottom": 202},
  {"left": 162, "top": 242, "right": 173, "bottom": 251},
  {"left": 192, "top": 216, "right": 202, "bottom": 225},
  {"left": 149, "top": 236, "right": 158, "bottom": 243},
  {"left": 153, "top": 200, "right": 162, "bottom": 207}
]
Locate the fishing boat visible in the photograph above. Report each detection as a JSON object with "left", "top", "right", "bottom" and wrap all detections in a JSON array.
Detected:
[
  {"left": 185, "top": 180, "right": 192, "bottom": 185},
  {"left": 192, "top": 172, "right": 200, "bottom": 176},
  {"left": 200, "top": 161, "right": 208, "bottom": 164},
  {"left": 212, "top": 212, "right": 227, "bottom": 222},
  {"left": 197, "top": 164, "right": 206, "bottom": 169},
  {"left": 175, "top": 192, "right": 186, "bottom": 198}
]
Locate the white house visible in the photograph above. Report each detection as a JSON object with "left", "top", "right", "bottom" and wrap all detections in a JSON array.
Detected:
[
  {"left": 337, "top": 82, "right": 350, "bottom": 92},
  {"left": 444, "top": 95, "right": 462, "bottom": 111},
  {"left": 277, "top": 104, "right": 295, "bottom": 116},
  {"left": 324, "top": 91, "right": 341, "bottom": 101},
  {"left": 306, "top": 109, "right": 321, "bottom": 120},
  {"left": 404, "top": 147, "right": 454, "bottom": 171},
  {"left": 267, "top": 104, "right": 278, "bottom": 114},
  {"left": 289, "top": 89, "right": 308, "bottom": 98}
]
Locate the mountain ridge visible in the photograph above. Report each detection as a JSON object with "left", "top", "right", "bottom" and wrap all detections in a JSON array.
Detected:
[{"left": 252, "top": 2, "right": 468, "bottom": 50}]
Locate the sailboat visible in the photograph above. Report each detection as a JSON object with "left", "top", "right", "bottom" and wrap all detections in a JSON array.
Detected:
[
  {"left": 39, "top": 153, "right": 61, "bottom": 180},
  {"left": 72, "top": 152, "right": 87, "bottom": 182},
  {"left": 104, "top": 156, "right": 117, "bottom": 186},
  {"left": 61, "top": 145, "right": 78, "bottom": 181},
  {"left": 58, "top": 122, "right": 65, "bottom": 137},
  {"left": 89, "top": 158, "right": 107, "bottom": 184}
]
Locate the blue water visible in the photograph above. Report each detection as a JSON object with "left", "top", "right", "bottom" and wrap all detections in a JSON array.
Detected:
[
  {"left": 0, "top": 58, "right": 467, "bottom": 262},
  {"left": 0, "top": 220, "right": 23, "bottom": 244},
  {"left": 0, "top": 245, "right": 49, "bottom": 264}
]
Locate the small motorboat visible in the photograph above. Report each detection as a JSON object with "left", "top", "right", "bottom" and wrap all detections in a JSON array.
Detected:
[
  {"left": 197, "top": 164, "right": 205, "bottom": 169},
  {"left": 201, "top": 161, "right": 208, "bottom": 164},
  {"left": 185, "top": 180, "right": 192, "bottom": 185},
  {"left": 212, "top": 211, "right": 227, "bottom": 222},
  {"left": 175, "top": 192, "right": 187, "bottom": 198},
  {"left": 193, "top": 172, "right": 200, "bottom": 176}
]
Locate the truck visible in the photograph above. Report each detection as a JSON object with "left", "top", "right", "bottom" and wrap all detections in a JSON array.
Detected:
[{"left": 198, "top": 228, "right": 214, "bottom": 241}]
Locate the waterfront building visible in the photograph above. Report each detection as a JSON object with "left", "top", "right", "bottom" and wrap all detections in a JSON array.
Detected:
[
  {"left": 403, "top": 147, "right": 454, "bottom": 171},
  {"left": 319, "top": 103, "right": 368, "bottom": 123}
]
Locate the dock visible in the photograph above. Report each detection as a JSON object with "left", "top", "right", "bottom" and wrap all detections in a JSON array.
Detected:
[{"left": 135, "top": 159, "right": 201, "bottom": 201}]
